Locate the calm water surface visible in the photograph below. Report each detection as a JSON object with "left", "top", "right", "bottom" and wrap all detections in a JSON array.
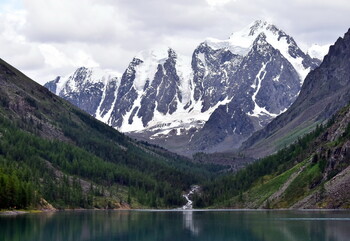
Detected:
[{"left": 1, "top": 210, "right": 350, "bottom": 241}]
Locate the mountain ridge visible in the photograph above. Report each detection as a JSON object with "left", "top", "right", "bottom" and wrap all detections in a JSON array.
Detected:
[{"left": 45, "top": 20, "right": 321, "bottom": 155}]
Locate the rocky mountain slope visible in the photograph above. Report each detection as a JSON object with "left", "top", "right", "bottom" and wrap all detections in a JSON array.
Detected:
[
  {"left": 242, "top": 28, "right": 350, "bottom": 158},
  {"left": 45, "top": 20, "right": 320, "bottom": 155},
  {"left": 197, "top": 28, "right": 350, "bottom": 209}
]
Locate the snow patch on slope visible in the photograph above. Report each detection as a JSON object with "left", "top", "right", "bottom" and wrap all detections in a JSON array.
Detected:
[
  {"left": 95, "top": 77, "right": 120, "bottom": 122},
  {"left": 249, "top": 61, "right": 276, "bottom": 118},
  {"left": 119, "top": 91, "right": 144, "bottom": 131},
  {"left": 205, "top": 37, "right": 250, "bottom": 56},
  {"left": 133, "top": 48, "right": 169, "bottom": 91},
  {"left": 176, "top": 54, "right": 193, "bottom": 104},
  {"left": 147, "top": 97, "right": 232, "bottom": 138}
]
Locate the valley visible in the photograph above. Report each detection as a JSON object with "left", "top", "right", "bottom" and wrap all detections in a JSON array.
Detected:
[
  {"left": 2, "top": 0, "right": 350, "bottom": 240},
  {"left": 1, "top": 21, "right": 350, "bottom": 212}
]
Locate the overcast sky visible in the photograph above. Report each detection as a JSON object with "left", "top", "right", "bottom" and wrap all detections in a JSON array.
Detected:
[{"left": 0, "top": 0, "right": 349, "bottom": 84}]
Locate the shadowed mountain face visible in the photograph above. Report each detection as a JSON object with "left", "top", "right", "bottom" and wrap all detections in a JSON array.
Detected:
[
  {"left": 242, "top": 28, "right": 350, "bottom": 158},
  {"left": 45, "top": 20, "right": 320, "bottom": 156}
]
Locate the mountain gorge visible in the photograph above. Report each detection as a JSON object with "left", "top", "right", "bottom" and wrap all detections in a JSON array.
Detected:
[{"left": 45, "top": 20, "right": 321, "bottom": 155}]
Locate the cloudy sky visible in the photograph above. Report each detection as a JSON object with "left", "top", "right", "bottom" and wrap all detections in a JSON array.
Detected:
[{"left": 0, "top": 0, "right": 349, "bottom": 84}]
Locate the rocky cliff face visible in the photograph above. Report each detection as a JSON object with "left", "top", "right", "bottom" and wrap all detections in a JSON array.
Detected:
[
  {"left": 189, "top": 31, "right": 314, "bottom": 152},
  {"left": 242, "top": 28, "right": 350, "bottom": 158},
  {"left": 45, "top": 20, "right": 321, "bottom": 155},
  {"left": 292, "top": 104, "right": 350, "bottom": 209}
]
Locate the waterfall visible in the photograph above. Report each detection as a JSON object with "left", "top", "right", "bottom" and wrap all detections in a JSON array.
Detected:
[{"left": 182, "top": 185, "right": 200, "bottom": 210}]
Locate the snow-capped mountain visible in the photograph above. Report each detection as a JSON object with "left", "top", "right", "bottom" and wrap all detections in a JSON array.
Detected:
[
  {"left": 45, "top": 20, "right": 321, "bottom": 155},
  {"left": 45, "top": 67, "right": 120, "bottom": 121}
]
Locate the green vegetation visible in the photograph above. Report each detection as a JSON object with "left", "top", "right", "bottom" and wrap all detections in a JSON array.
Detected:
[
  {"left": 0, "top": 112, "right": 224, "bottom": 209},
  {"left": 242, "top": 161, "right": 305, "bottom": 208},
  {"left": 0, "top": 110, "right": 224, "bottom": 209},
  {"left": 274, "top": 121, "right": 320, "bottom": 150},
  {"left": 0, "top": 162, "right": 37, "bottom": 209},
  {"left": 276, "top": 161, "right": 322, "bottom": 206}
]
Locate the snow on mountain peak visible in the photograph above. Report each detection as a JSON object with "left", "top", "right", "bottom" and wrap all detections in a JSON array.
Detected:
[
  {"left": 54, "top": 67, "right": 118, "bottom": 95},
  {"left": 133, "top": 47, "right": 172, "bottom": 91},
  {"left": 246, "top": 20, "right": 280, "bottom": 37},
  {"left": 204, "top": 20, "right": 284, "bottom": 56},
  {"left": 45, "top": 20, "right": 323, "bottom": 155},
  {"left": 132, "top": 47, "right": 192, "bottom": 96},
  {"left": 230, "top": 20, "right": 312, "bottom": 80},
  {"left": 227, "top": 20, "right": 284, "bottom": 49},
  {"left": 204, "top": 20, "right": 315, "bottom": 85},
  {"left": 134, "top": 47, "right": 172, "bottom": 62}
]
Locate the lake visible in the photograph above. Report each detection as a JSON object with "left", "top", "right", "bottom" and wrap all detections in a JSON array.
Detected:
[{"left": 1, "top": 210, "right": 350, "bottom": 241}]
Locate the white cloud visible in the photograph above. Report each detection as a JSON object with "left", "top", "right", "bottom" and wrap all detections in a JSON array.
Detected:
[
  {"left": 0, "top": 0, "right": 349, "bottom": 85},
  {"left": 206, "top": 0, "right": 235, "bottom": 8},
  {"left": 0, "top": 9, "right": 45, "bottom": 70},
  {"left": 39, "top": 44, "right": 99, "bottom": 68},
  {"left": 22, "top": 0, "right": 134, "bottom": 44}
]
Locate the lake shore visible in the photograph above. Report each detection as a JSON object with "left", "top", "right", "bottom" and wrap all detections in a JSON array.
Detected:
[
  {"left": 0, "top": 210, "right": 44, "bottom": 216},
  {"left": 0, "top": 206, "right": 134, "bottom": 216},
  {"left": 3, "top": 207, "right": 350, "bottom": 216}
]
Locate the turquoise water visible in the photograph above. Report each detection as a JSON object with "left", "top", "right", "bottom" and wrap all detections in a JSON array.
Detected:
[{"left": 1, "top": 210, "right": 350, "bottom": 241}]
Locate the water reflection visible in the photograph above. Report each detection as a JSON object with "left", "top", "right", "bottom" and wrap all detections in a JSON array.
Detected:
[
  {"left": 1, "top": 210, "right": 350, "bottom": 241},
  {"left": 183, "top": 211, "right": 200, "bottom": 235}
]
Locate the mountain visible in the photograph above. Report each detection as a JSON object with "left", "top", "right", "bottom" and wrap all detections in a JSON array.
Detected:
[
  {"left": 197, "top": 29, "right": 350, "bottom": 208},
  {"left": 242, "top": 28, "right": 350, "bottom": 158},
  {"left": 45, "top": 20, "right": 320, "bottom": 155},
  {"left": 0, "top": 58, "right": 222, "bottom": 210}
]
